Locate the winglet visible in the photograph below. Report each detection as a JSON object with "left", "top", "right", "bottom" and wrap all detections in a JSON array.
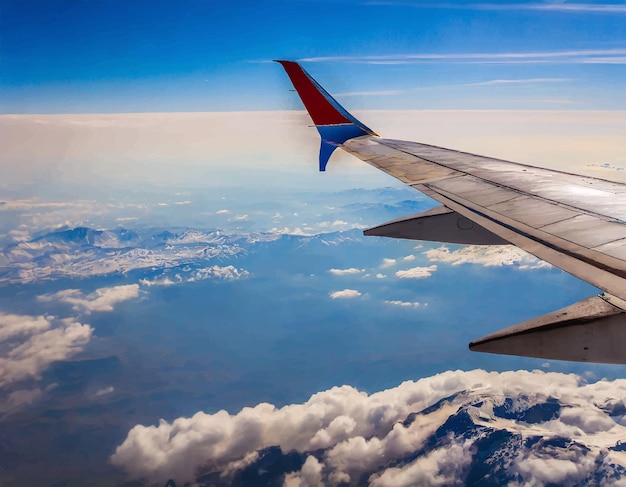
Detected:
[{"left": 275, "top": 60, "right": 377, "bottom": 171}]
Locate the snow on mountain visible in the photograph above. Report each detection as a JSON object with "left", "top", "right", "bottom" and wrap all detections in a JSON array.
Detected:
[
  {"left": 0, "top": 227, "right": 267, "bottom": 284},
  {"left": 0, "top": 226, "right": 360, "bottom": 284},
  {"left": 111, "top": 369, "right": 626, "bottom": 486}
]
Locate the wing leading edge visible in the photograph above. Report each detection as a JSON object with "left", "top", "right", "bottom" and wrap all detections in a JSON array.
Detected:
[{"left": 276, "top": 60, "right": 626, "bottom": 364}]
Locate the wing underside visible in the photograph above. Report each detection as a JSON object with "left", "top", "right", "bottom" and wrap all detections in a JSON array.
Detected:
[{"left": 277, "top": 60, "right": 626, "bottom": 364}]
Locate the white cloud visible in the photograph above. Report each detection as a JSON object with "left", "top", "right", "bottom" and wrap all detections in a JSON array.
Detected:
[
  {"left": 395, "top": 265, "right": 437, "bottom": 279},
  {"left": 329, "top": 289, "right": 362, "bottom": 299},
  {"left": 381, "top": 258, "right": 397, "bottom": 268},
  {"left": 424, "top": 245, "right": 551, "bottom": 269},
  {"left": 38, "top": 284, "right": 140, "bottom": 314},
  {"left": 328, "top": 268, "right": 364, "bottom": 276},
  {"left": 384, "top": 300, "right": 421, "bottom": 308},
  {"left": 111, "top": 370, "right": 626, "bottom": 485},
  {"left": 283, "top": 456, "right": 324, "bottom": 487},
  {"left": 298, "top": 48, "right": 626, "bottom": 65},
  {"left": 216, "top": 209, "right": 230, "bottom": 214},
  {"left": 376, "top": 273, "right": 386, "bottom": 279},
  {"left": 94, "top": 386, "right": 115, "bottom": 397},
  {"left": 403, "top": 255, "right": 416, "bottom": 261},
  {"left": 467, "top": 78, "right": 570, "bottom": 87},
  {"left": 335, "top": 89, "right": 405, "bottom": 97},
  {"left": 369, "top": 439, "right": 474, "bottom": 487},
  {"left": 0, "top": 312, "right": 92, "bottom": 388}
]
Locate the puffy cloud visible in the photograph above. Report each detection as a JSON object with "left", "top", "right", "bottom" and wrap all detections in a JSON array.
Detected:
[
  {"left": 380, "top": 258, "right": 397, "bottom": 268},
  {"left": 329, "top": 289, "right": 361, "bottom": 299},
  {"left": 511, "top": 451, "right": 598, "bottom": 487},
  {"left": 216, "top": 209, "right": 231, "bottom": 214},
  {"left": 403, "top": 255, "right": 415, "bottom": 261},
  {"left": 369, "top": 440, "right": 474, "bottom": 487},
  {"left": 424, "top": 245, "right": 551, "bottom": 270},
  {"left": 283, "top": 456, "right": 324, "bottom": 487},
  {"left": 384, "top": 300, "right": 421, "bottom": 308},
  {"left": 395, "top": 265, "right": 438, "bottom": 279},
  {"left": 376, "top": 273, "right": 386, "bottom": 279},
  {"left": 328, "top": 268, "right": 364, "bottom": 276},
  {"left": 38, "top": 284, "right": 140, "bottom": 314},
  {"left": 0, "top": 312, "right": 92, "bottom": 388},
  {"left": 111, "top": 370, "right": 626, "bottom": 485}
]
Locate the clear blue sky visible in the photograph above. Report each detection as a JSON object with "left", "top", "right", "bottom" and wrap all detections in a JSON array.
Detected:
[{"left": 2, "top": 0, "right": 626, "bottom": 113}]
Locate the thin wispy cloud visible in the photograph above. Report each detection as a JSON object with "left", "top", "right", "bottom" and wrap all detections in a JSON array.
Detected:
[
  {"left": 366, "top": 2, "right": 626, "bottom": 14},
  {"left": 299, "top": 48, "right": 626, "bottom": 65},
  {"left": 466, "top": 78, "right": 570, "bottom": 86},
  {"left": 334, "top": 89, "right": 406, "bottom": 97}
]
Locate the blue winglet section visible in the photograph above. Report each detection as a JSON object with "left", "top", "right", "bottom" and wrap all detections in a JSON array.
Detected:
[
  {"left": 317, "top": 125, "right": 372, "bottom": 171},
  {"left": 276, "top": 60, "right": 378, "bottom": 171}
]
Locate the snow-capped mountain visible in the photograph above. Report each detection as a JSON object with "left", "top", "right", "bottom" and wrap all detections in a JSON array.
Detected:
[
  {"left": 111, "top": 370, "right": 626, "bottom": 487},
  {"left": 0, "top": 226, "right": 364, "bottom": 284}
]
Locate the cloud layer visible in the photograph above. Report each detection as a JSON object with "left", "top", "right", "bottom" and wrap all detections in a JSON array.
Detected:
[{"left": 111, "top": 370, "right": 626, "bottom": 485}]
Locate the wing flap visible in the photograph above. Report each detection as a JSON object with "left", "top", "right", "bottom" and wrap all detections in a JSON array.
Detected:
[
  {"left": 470, "top": 295, "right": 626, "bottom": 364},
  {"left": 364, "top": 205, "right": 508, "bottom": 245}
]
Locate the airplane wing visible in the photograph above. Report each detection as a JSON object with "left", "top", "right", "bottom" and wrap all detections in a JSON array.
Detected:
[{"left": 276, "top": 60, "right": 626, "bottom": 364}]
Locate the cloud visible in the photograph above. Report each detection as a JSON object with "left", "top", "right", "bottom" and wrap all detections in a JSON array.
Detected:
[
  {"left": 328, "top": 268, "right": 364, "bottom": 276},
  {"left": 335, "top": 90, "right": 405, "bottom": 97},
  {"left": 384, "top": 300, "right": 421, "bottom": 308},
  {"left": 395, "top": 265, "right": 437, "bottom": 279},
  {"left": 284, "top": 456, "right": 324, "bottom": 487},
  {"left": 376, "top": 273, "right": 386, "bottom": 279},
  {"left": 467, "top": 78, "right": 570, "bottom": 87},
  {"left": 381, "top": 258, "right": 397, "bottom": 268},
  {"left": 403, "top": 255, "right": 415, "bottom": 261},
  {"left": 369, "top": 439, "right": 474, "bottom": 487},
  {"left": 298, "top": 48, "right": 626, "bottom": 65},
  {"left": 329, "top": 289, "right": 362, "bottom": 299},
  {"left": 424, "top": 245, "right": 551, "bottom": 269},
  {"left": 38, "top": 284, "right": 140, "bottom": 314},
  {"left": 216, "top": 209, "right": 230, "bottom": 215},
  {"left": 111, "top": 370, "right": 626, "bottom": 485},
  {"left": 0, "top": 312, "right": 92, "bottom": 388},
  {"left": 94, "top": 386, "right": 115, "bottom": 397}
]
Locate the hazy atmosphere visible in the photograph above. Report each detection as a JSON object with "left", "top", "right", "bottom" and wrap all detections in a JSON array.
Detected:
[{"left": 3, "top": 1, "right": 626, "bottom": 485}]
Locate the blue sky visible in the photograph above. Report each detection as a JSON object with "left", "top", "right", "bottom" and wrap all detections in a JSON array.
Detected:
[{"left": 3, "top": 0, "right": 626, "bottom": 113}]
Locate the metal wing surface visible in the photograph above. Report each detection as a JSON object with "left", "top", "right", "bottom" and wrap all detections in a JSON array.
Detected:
[{"left": 276, "top": 60, "right": 626, "bottom": 364}]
